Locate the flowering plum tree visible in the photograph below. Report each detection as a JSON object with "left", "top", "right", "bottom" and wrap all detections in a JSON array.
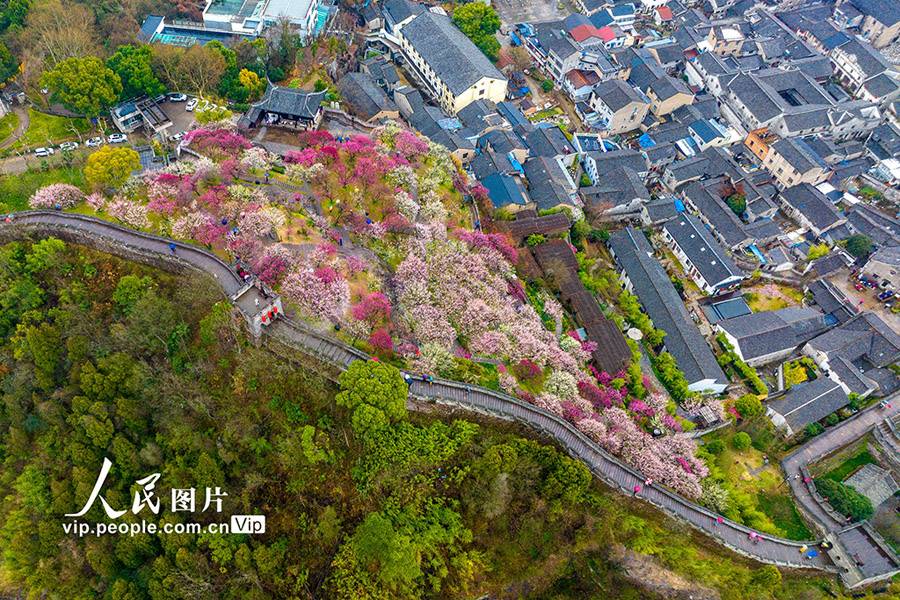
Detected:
[{"left": 29, "top": 184, "right": 85, "bottom": 209}]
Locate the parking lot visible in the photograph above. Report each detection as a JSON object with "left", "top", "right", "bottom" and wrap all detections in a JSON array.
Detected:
[
  {"left": 494, "top": 0, "right": 573, "bottom": 28},
  {"left": 158, "top": 96, "right": 198, "bottom": 140},
  {"left": 830, "top": 273, "right": 900, "bottom": 335}
]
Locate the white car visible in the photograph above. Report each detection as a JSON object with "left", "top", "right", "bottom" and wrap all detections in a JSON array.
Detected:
[
  {"left": 59, "top": 141, "right": 79, "bottom": 152},
  {"left": 34, "top": 147, "right": 54, "bottom": 157},
  {"left": 107, "top": 134, "right": 128, "bottom": 144},
  {"left": 86, "top": 136, "right": 103, "bottom": 147},
  {"left": 171, "top": 132, "right": 185, "bottom": 142},
  {"left": 186, "top": 98, "right": 199, "bottom": 112},
  {"left": 167, "top": 93, "right": 188, "bottom": 102}
]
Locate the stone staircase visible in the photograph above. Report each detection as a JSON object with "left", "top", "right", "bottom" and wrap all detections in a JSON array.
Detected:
[{"left": 873, "top": 417, "right": 900, "bottom": 471}]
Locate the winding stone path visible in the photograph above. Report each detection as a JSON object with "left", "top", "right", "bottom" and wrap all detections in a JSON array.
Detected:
[{"left": 0, "top": 210, "right": 842, "bottom": 576}]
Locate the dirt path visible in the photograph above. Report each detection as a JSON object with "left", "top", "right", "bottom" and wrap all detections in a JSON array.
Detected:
[{"left": 0, "top": 106, "right": 29, "bottom": 150}]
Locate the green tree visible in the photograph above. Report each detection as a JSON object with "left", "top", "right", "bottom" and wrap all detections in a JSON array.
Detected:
[
  {"left": 725, "top": 194, "right": 746, "bottom": 214},
  {"left": 845, "top": 233, "right": 874, "bottom": 258},
  {"left": 0, "top": 43, "right": 18, "bottom": 82},
  {"left": 354, "top": 512, "right": 422, "bottom": 589},
  {"left": 451, "top": 3, "right": 502, "bottom": 61},
  {"left": 807, "top": 243, "right": 829, "bottom": 261},
  {"left": 705, "top": 439, "right": 725, "bottom": 455},
  {"left": 336, "top": 360, "right": 407, "bottom": 438},
  {"left": 751, "top": 564, "right": 782, "bottom": 589},
  {"left": 815, "top": 478, "right": 873, "bottom": 522},
  {"left": 734, "top": 394, "right": 763, "bottom": 419},
  {"left": 541, "top": 79, "right": 553, "bottom": 92},
  {"left": 40, "top": 56, "right": 122, "bottom": 117},
  {"left": 106, "top": 45, "right": 166, "bottom": 101},
  {"left": 731, "top": 432, "right": 751, "bottom": 450},
  {"left": 113, "top": 275, "right": 152, "bottom": 314},
  {"left": 84, "top": 145, "right": 140, "bottom": 190},
  {"left": 3, "top": 0, "right": 28, "bottom": 28},
  {"left": 525, "top": 234, "right": 546, "bottom": 247}
]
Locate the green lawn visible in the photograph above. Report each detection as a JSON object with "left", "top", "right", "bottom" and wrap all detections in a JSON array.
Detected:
[
  {"left": 757, "top": 492, "right": 813, "bottom": 540},
  {"left": 0, "top": 165, "right": 87, "bottom": 211},
  {"left": 7, "top": 110, "right": 92, "bottom": 151},
  {"left": 0, "top": 111, "right": 20, "bottom": 144},
  {"left": 743, "top": 292, "right": 790, "bottom": 312},
  {"left": 821, "top": 449, "right": 875, "bottom": 483}
]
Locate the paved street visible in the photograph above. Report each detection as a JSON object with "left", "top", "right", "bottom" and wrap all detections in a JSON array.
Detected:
[{"left": 782, "top": 393, "right": 900, "bottom": 532}]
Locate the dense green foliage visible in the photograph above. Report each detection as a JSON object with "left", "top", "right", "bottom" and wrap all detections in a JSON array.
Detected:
[
  {"left": 814, "top": 479, "right": 873, "bottom": 522},
  {"left": 0, "top": 240, "right": 871, "bottom": 600},
  {"left": 106, "top": 45, "right": 165, "bottom": 101},
  {"left": 39, "top": 56, "right": 122, "bottom": 117},
  {"left": 451, "top": 3, "right": 501, "bottom": 62},
  {"left": 845, "top": 234, "right": 873, "bottom": 258},
  {"left": 735, "top": 394, "right": 763, "bottom": 419}
]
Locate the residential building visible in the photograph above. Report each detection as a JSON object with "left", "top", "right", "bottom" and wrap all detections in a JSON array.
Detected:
[
  {"left": 762, "top": 137, "right": 832, "bottom": 190},
  {"left": 110, "top": 96, "right": 172, "bottom": 137},
  {"left": 588, "top": 80, "right": 651, "bottom": 135},
  {"left": 382, "top": 0, "right": 422, "bottom": 36},
  {"left": 830, "top": 36, "right": 897, "bottom": 96},
  {"left": 584, "top": 148, "right": 649, "bottom": 185},
  {"left": 707, "top": 25, "right": 745, "bottom": 56},
  {"left": 646, "top": 76, "right": 695, "bottom": 117},
  {"left": 481, "top": 172, "right": 533, "bottom": 213},
  {"left": 848, "top": 0, "right": 900, "bottom": 48},
  {"left": 861, "top": 246, "right": 900, "bottom": 291},
  {"left": 397, "top": 11, "right": 508, "bottom": 114},
  {"left": 662, "top": 213, "right": 744, "bottom": 295},
  {"left": 803, "top": 311, "right": 900, "bottom": 398},
  {"left": 523, "top": 156, "right": 578, "bottom": 211},
  {"left": 237, "top": 87, "right": 326, "bottom": 130},
  {"left": 337, "top": 72, "right": 400, "bottom": 122},
  {"left": 716, "top": 306, "right": 834, "bottom": 366},
  {"left": 609, "top": 226, "right": 729, "bottom": 394},
  {"left": 778, "top": 184, "right": 848, "bottom": 239},
  {"left": 844, "top": 203, "right": 900, "bottom": 248},
  {"left": 767, "top": 377, "right": 850, "bottom": 436}
]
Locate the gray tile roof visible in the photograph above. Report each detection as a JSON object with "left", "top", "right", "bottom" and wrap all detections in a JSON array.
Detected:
[
  {"left": 863, "top": 73, "right": 900, "bottom": 98},
  {"left": 523, "top": 126, "right": 575, "bottom": 158},
  {"left": 593, "top": 79, "right": 647, "bottom": 112},
  {"left": 665, "top": 213, "right": 742, "bottom": 289},
  {"left": 523, "top": 156, "right": 574, "bottom": 211},
  {"left": 780, "top": 184, "right": 845, "bottom": 233},
  {"left": 845, "top": 204, "right": 900, "bottom": 247},
  {"left": 251, "top": 86, "right": 326, "bottom": 120},
  {"left": 383, "top": 0, "right": 422, "bottom": 26},
  {"left": 845, "top": 463, "right": 899, "bottom": 508},
  {"left": 851, "top": 0, "right": 900, "bottom": 27},
  {"left": 337, "top": 72, "right": 398, "bottom": 121},
  {"left": 768, "top": 377, "right": 849, "bottom": 432},
  {"left": 609, "top": 226, "right": 726, "bottom": 386},
  {"left": 807, "top": 312, "right": 900, "bottom": 367},
  {"left": 867, "top": 245, "right": 900, "bottom": 267},
  {"left": 649, "top": 75, "right": 692, "bottom": 101},
  {"left": 835, "top": 37, "right": 894, "bottom": 79},
  {"left": 771, "top": 137, "right": 829, "bottom": 174},
  {"left": 402, "top": 12, "right": 505, "bottom": 97}
]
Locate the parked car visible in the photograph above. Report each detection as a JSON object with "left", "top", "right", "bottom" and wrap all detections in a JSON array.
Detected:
[
  {"left": 167, "top": 93, "right": 188, "bottom": 102},
  {"left": 107, "top": 133, "right": 128, "bottom": 144},
  {"left": 153, "top": 94, "right": 166, "bottom": 104},
  {"left": 59, "top": 142, "right": 79, "bottom": 152},
  {"left": 186, "top": 98, "right": 199, "bottom": 112},
  {"left": 34, "top": 147, "right": 54, "bottom": 157},
  {"left": 86, "top": 136, "right": 103, "bottom": 147},
  {"left": 171, "top": 132, "right": 184, "bottom": 142}
]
